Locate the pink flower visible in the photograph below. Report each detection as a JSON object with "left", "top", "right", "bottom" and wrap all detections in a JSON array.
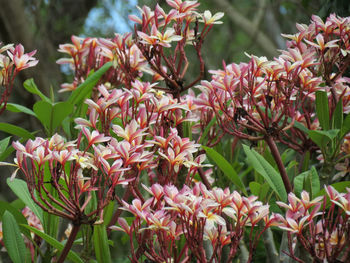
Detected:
[
  {"left": 7, "top": 44, "right": 38, "bottom": 71},
  {"left": 82, "top": 127, "right": 111, "bottom": 146},
  {"left": 109, "top": 218, "right": 132, "bottom": 235}
]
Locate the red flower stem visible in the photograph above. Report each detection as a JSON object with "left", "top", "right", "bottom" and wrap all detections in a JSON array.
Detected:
[
  {"left": 265, "top": 136, "right": 293, "bottom": 193},
  {"left": 57, "top": 223, "right": 81, "bottom": 263}
]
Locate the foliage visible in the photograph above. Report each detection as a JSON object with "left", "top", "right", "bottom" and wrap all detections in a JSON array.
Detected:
[{"left": 0, "top": 1, "right": 350, "bottom": 263}]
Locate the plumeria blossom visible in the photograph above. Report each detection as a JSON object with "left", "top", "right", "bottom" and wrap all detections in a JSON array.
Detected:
[
  {"left": 304, "top": 33, "right": 339, "bottom": 51},
  {"left": 0, "top": 43, "right": 38, "bottom": 114},
  {"left": 113, "top": 183, "right": 275, "bottom": 262},
  {"left": 82, "top": 127, "right": 111, "bottom": 146},
  {"left": 166, "top": 0, "right": 200, "bottom": 14},
  {"left": 113, "top": 119, "right": 147, "bottom": 145},
  {"left": 7, "top": 1, "right": 350, "bottom": 262},
  {"left": 7, "top": 44, "right": 38, "bottom": 71},
  {"left": 11, "top": 133, "right": 133, "bottom": 225},
  {"left": 138, "top": 25, "right": 183, "bottom": 48},
  {"left": 276, "top": 186, "right": 350, "bottom": 262},
  {"left": 199, "top": 10, "right": 224, "bottom": 25},
  {"left": 191, "top": 14, "right": 350, "bottom": 201}
]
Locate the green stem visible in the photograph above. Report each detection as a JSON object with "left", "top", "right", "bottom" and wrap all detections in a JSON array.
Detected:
[
  {"left": 265, "top": 136, "right": 293, "bottom": 193},
  {"left": 57, "top": 223, "right": 81, "bottom": 263}
]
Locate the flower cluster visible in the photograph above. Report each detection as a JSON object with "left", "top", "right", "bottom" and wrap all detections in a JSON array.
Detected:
[
  {"left": 195, "top": 14, "right": 350, "bottom": 147},
  {"left": 276, "top": 187, "right": 350, "bottom": 262},
  {"left": 57, "top": 34, "right": 152, "bottom": 92},
  {"left": 111, "top": 182, "right": 277, "bottom": 262},
  {"left": 0, "top": 43, "right": 38, "bottom": 114},
  {"left": 74, "top": 78, "right": 209, "bottom": 187},
  {"left": 12, "top": 133, "right": 130, "bottom": 224},
  {"left": 4, "top": 2, "right": 350, "bottom": 263},
  {"left": 58, "top": 0, "right": 224, "bottom": 97}
]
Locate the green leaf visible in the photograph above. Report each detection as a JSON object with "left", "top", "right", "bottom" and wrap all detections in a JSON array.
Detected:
[
  {"left": 86, "top": 191, "right": 97, "bottom": 215},
  {"left": 33, "top": 101, "right": 52, "bottom": 131},
  {"left": 341, "top": 113, "right": 350, "bottom": 138},
  {"left": 260, "top": 183, "right": 270, "bottom": 201},
  {"left": 281, "top": 148, "right": 295, "bottom": 166},
  {"left": 34, "top": 101, "right": 74, "bottom": 135},
  {"left": 308, "top": 129, "right": 339, "bottom": 148},
  {"left": 0, "top": 123, "right": 35, "bottom": 139},
  {"left": 243, "top": 145, "right": 287, "bottom": 202},
  {"left": 23, "top": 78, "right": 50, "bottom": 103},
  {"left": 249, "top": 182, "right": 270, "bottom": 201},
  {"left": 2, "top": 211, "right": 27, "bottom": 263},
  {"left": 301, "top": 151, "right": 310, "bottom": 172},
  {"left": 309, "top": 166, "right": 320, "bottom": 198},
  {"left": 332, "top": 99, "right": 343, "bottom": 130},
  {"left": 202, "top": 146, "right": 247, "bottom": 195},
  {"left": 294, "top": 167, "right": 319, "bottom": 198},
  {"left": 0, "top": 201, "right": 30, "bottom": 238},
  {"left": 51, "top": 102, "right": 74, "bottom": 132},
  {"left": 249, "top": 182, "right": 261, "bottom": 196},
  {"left": 315, "top": 91, "right": 330, "bottom": 130},
  {"left": 7, "top": 178, "right": 44, "bottom": 224},
  {"left": 294, "top": 173, "right": 305, "bottom": 196},
  {"left": 198, "top": 116, "right": 217, "bottom": 145},
  {"left": 69, "top": 62, "right": 112, "bottom": 105},
  {"left": 294, "top": 121, "right": 309, "bottom": 134},
  {"left": 5, "top": 103, "right": 36, "bottom": 116},
  {"left": 103, "top": 201, "right": 115, "bottom": 226},
  {"left": 0, "top": 136, "right": 11, "bottom": 155},
  {"left": 0, "top": 138, "right": 28, "bottom": 162},
  {"left": 22, "top": 224, "right": 84, "bottom": 263},
  {"left": 93, "top": 224, "right": 112, "bottom": 263},
  {"left": 61, "top": 116, "right": 72, "bottom": 138}
]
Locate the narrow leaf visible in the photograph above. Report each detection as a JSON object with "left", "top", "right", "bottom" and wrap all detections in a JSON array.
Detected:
[
  {"left": 93, "top": 224, "right": 112, "bottom": 263},
  {"left": 341, "top": 113, "right": 350, "bottom": 138},
  {"left": 21, "top": 224, "right": 84, "bottom": 263},
  {"left": 69, "top": 62, "right": 112, "bottom": 105},
  {"left": 103, "top": 201, "right": 115, "bottom": 226},
  {"left": 5, "top": 103, "right": 36, "bottom": 116},
  {"left": 2, "top": 211, "right": 27, "bottom": 263},
  {"left": 243, "top": 145, "right": 287, "bottom": 202},
  {"left": 0, "top": 136, "right": 11, "bottom": 155},
  {"left": 332, "top": 99, "right": 343, "bottom": 130},
  {"left": 293, "top": 166, "right": 319, "bottom": 198},
  {"left": 310, "top": 166, "right": 320, "bottom": 198},
  {"left": 0, "top": 123, "right": 35, "bottom": 139},
  {"left": 199, "top": 116, "right": 217, "bottom": 145},
  {"left": 315, "top": 91, "right": 330, "bottom": 130},
  {"left": 7, "top": 178, "right": 44, "bottom": 224},
  {"left": 0, "top": 201, "right": 30, "bottom": 238},
  {"left": 202, "top": 146, "right": 247, "bottom": 195}
]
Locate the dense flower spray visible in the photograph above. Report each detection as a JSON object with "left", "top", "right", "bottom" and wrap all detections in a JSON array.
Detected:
[{"left": 1, "top": 1, "right": 350, "bottom": 263}]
